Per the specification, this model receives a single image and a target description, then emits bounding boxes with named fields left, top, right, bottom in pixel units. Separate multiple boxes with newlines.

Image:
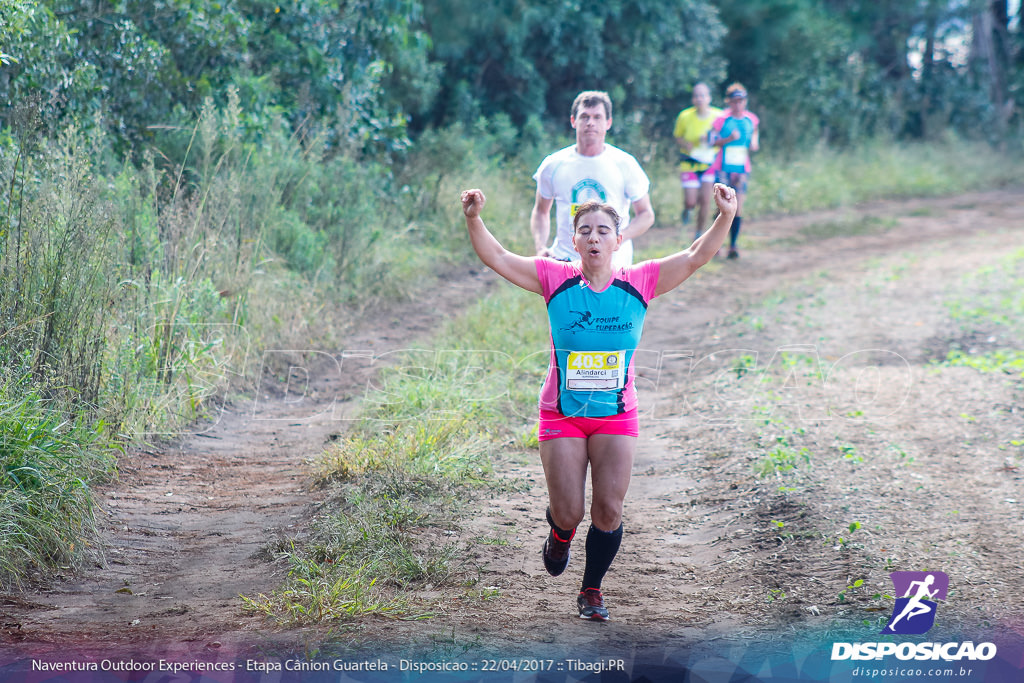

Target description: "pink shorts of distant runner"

left=680, top=167, right=716, bottom=188
left=537, top=408, right=639, bottom=441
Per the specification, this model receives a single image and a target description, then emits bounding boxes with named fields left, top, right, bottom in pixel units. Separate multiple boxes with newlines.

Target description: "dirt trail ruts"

left=2, top=189, right=1022, bottom=663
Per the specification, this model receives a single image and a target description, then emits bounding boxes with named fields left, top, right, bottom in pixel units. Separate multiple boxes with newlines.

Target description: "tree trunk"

left=920, top=0, right=939, bottom=139
left=971, top=1, right=1013, bottom=138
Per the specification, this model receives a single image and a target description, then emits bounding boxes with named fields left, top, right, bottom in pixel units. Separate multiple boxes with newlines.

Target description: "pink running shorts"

left=537, top=408, right=639, bottom=441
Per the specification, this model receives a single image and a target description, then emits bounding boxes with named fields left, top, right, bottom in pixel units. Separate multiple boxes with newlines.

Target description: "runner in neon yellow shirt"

left=673, top=82, right=722, bottom=240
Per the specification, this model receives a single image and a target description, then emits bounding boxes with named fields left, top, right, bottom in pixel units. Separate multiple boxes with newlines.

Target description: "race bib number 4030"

left=565, top=351, right=626, bottom=390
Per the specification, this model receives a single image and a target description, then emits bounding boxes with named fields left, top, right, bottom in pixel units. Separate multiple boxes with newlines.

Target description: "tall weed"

left=0, top=124, right=118, bottom=405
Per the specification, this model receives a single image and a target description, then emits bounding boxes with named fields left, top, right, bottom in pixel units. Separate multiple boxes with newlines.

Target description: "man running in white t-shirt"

left=531, top=91, right=655, bottom=268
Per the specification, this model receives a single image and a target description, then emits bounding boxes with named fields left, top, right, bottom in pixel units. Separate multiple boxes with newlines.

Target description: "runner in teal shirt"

left=711, top=83, right=760, bottom=259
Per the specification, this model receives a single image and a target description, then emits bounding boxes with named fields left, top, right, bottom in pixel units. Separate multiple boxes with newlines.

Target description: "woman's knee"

left=589, top=499, right=624, bottom=531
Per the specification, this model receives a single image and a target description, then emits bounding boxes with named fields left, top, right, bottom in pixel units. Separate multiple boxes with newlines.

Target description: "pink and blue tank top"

left=535, top=258, right=661, bottom=417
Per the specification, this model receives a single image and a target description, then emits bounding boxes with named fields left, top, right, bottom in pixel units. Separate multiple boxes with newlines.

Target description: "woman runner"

left=461, top=184, right=737, bottom=621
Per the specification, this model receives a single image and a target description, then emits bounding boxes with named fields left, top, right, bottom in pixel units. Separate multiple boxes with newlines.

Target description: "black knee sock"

left=729, top=215, right=743, bottom=248
left=581, top=523, right=623, bottom=591
left=546, top=507, right=576, bottom=544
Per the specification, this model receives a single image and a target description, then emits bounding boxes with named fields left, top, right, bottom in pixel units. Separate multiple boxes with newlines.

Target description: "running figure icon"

left=564, top=310, right=593, bottom=331
left=887, top=575, right=938, bottom=629
left=881, top=571, right=949, bottom=635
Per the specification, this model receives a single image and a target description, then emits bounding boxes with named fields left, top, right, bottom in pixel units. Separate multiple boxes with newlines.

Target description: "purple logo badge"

left=880, top=571, right=949, bottom=635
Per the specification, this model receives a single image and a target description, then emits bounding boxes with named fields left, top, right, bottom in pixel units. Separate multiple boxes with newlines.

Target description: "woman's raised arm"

left=654, top=183, right=738, bottom=296
left=462, top=189, right=543, bottom=294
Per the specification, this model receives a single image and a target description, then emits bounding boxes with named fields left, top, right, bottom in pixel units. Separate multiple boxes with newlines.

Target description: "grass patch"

left=755, top=439, right=813, bottom=478
left=942, top=349, right=1024, bottom=378
left=245, top=423, right=485, bottom=625
left=242, top=555, right=408, bottom=624
left=0, top=377, right=115, bottom=588
left=748, top=138, right=1023, bottom=216
left=938, top=246, right=1024, bottom=377
left=944, top=247, right=1024, bottom=334
left=645, top=138, right=1024, bottom=230
left=312, top=417, right=492, bottom=485
left=244, top=286, right=548, bottom=624
left=773, top=215, right=898, bottom=247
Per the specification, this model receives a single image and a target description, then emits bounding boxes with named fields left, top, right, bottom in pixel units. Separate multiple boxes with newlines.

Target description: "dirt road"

left=3, top=190, right=1023, bottom=678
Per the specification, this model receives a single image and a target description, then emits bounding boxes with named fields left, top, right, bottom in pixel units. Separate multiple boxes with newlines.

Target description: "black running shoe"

left=577, top=588, right=610, bottom=621
left=542, top=532, right=571, bottom=577
left=727, top=247, right=739, bottom=259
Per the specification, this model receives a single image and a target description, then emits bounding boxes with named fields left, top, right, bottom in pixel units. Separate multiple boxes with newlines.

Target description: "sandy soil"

left=2, top=189, right=1023, bottom=675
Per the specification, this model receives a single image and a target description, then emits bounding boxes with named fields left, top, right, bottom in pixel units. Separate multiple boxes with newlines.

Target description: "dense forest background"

left=0, top=0, right=1022, bottom=586
left=2, top=0, right=1022, bottom=152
